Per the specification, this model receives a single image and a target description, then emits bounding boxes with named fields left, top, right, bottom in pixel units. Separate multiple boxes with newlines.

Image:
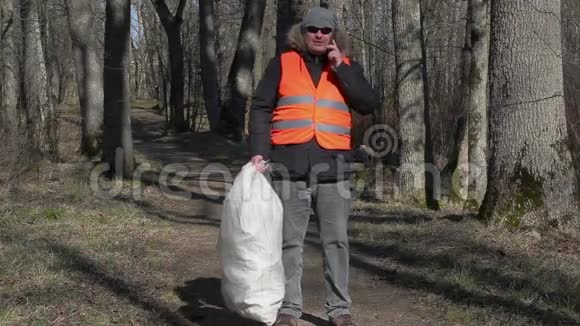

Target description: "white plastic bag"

left=218, top=162, right=284, bottom=325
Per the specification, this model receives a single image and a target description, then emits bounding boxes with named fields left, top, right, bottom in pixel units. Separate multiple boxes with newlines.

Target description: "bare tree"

left=151, top=0, right=187, bottom=131
left=181, top=0, right=200, bottom=128
left=65, top=0, right=104, bottom=160
left=219, top=0, right=267, bottom=140
left=21, top=0, right=57, bottom=158
left=276, top=0, right=314, bottom=54
left=256, top=0, right=276, bottom=79
left=480, top=0, right=579, bottom=230
left=130, top=0, right=146, bottom=99
left=199, top=0, right=221, bottom=131
left=464, top=0, right=489, bottom=209
left=420, top=0, right=439, bottom=209
left=41, top=1, right=60, bottom=111
left=139, top=0, right=170, bottom=114
left=1, top=0, right=20, bottom=143
left=451, top=0, right=489, bottom=209
left=421, top=0, right=467, bottom=179
left=139, top=0, right=160, bottom=100
left=392, top=0, right=426, bottom=203
left=102, top=0, right=134, bottom=176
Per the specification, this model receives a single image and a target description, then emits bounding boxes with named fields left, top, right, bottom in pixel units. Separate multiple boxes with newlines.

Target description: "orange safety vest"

left=271, top=51, right=352, bottom=150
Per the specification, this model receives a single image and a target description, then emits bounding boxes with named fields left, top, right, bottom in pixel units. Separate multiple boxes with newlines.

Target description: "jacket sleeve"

left=248, top=56, right=281, bottom=160
left=334, top=60, right=380, bottom=115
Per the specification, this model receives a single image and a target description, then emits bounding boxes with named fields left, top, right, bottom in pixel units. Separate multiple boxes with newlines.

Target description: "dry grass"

left=0, top=110, right=188, bottom=325
left=0, top=104, right=82, bottom=201
left=0, top=175, right=188, bottom=326
left=57, top=106, right=83, bottom=163
left=0, top=131, right=30, bottom=201
left=2, top=176, right=579, bottom=324
left=348, top=201, right=580, bottom=325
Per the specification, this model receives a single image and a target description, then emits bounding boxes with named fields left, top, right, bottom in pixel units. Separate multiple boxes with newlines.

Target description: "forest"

left=1, top=0, right=580, bottom=325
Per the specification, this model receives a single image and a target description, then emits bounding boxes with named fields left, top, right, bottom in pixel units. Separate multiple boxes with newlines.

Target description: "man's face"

left=303, top=26, right=333, bottom=56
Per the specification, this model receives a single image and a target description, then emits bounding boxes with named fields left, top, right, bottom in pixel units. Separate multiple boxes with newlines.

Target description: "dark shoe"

left=273, top=313, right=298, bottom=326
left=330, top=314, right=356, bottom=326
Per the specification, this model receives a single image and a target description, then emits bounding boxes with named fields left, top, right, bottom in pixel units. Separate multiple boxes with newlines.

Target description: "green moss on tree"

left=497, top=164, right=544, bottom=229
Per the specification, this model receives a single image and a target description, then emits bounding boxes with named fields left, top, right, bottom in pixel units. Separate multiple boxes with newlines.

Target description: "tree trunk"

left=1, top=0, right=19, bottom=143
left=199, top=0, right=221, bottom=131
left=140, top=0, right=158, bottom=99
left=42, top=3, right=59, bottom=112
left=133, top=3, right=141, bottom=98
left=45, top=4, right=60, bottom=159
left=220, top=0, right=267, bottom=141
left=450, top=0, right=472, bottom=204
left=276, top=0, right=311, bottom=54
left=480, top=0, right=579, bottom=230
left=130, top=39, right=139, bottom=98
left=421, top=0, right=467, bottom=175
left=464, top=0, right=489, bottom=209
left=166, top=26, right=186, bottom=130
left=338, top=0, right=351, bottom=31
left=359, top=1, right=368, bottom=80
left=562, top=0, right=580, bottom=179
left=392, top=0, right=426, bottom=203
left=65, top=0, right=104, bottom=160
left=102, top=0, right=134, bottom=176
left=256, top=0, right=277, bottom=79
left=21, top=0, right=56, bottom=158
left=151, top=0, right=187, bottom=132
left=419, top=0, right=439, bottom=209
left=158, top=26, right=170, bottom=124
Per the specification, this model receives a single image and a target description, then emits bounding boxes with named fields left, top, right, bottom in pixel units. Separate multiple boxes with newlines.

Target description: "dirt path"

left=131, top=108, right=443, bottom=326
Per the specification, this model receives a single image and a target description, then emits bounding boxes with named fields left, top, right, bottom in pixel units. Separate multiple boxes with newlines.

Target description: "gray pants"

left=271, top=180, right=352, bottom=319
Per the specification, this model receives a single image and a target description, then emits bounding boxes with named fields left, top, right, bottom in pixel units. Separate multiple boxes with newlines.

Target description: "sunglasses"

left=306, top=26, right=333, bottom=35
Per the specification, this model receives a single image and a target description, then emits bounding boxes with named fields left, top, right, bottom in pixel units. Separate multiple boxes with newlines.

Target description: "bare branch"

left=347, top=31, right=395, bottom=56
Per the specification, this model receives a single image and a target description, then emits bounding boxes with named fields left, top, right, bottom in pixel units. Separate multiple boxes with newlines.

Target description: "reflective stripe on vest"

left=271, top=51, right=352, bottom=150
left=272, top=120, right=350, bottom=135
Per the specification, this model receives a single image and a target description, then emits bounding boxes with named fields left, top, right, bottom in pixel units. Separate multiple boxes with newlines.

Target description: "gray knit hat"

left=301, top=7, right=337, bottom=31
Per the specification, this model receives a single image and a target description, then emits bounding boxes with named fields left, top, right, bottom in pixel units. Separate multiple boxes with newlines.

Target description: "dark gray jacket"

left=249, top=38, right=379, bottom=182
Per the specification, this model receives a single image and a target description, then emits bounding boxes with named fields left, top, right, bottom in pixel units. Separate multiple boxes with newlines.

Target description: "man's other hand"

left=250, top=155, right=268, bottom=173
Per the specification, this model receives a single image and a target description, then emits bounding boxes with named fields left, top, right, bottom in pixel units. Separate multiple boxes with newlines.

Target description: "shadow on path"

left=175, top=277, right=262, bottom=325
left=175, top=278, right=330, bottom=326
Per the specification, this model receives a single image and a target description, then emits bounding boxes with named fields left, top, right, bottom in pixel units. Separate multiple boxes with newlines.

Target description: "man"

left=248, top=6, right=379, bottom=326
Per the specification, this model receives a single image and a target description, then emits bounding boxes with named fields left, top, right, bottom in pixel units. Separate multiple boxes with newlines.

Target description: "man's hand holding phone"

left=327, top=40, right=343, bottom=69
